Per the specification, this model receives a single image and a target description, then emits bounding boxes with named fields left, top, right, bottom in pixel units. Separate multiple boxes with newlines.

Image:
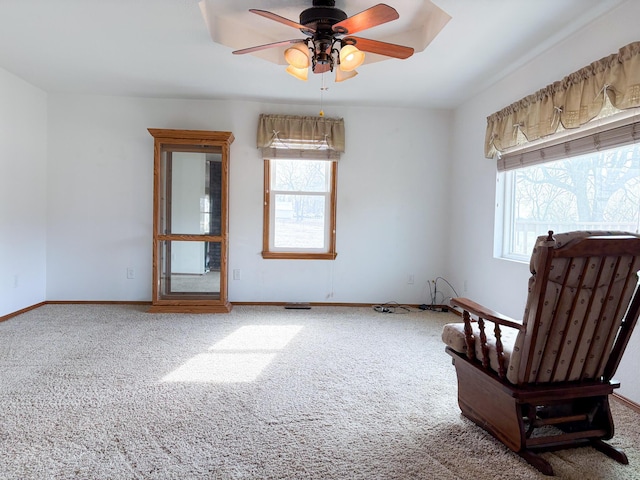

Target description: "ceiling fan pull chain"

left=319, top=72, right=329, bottom=116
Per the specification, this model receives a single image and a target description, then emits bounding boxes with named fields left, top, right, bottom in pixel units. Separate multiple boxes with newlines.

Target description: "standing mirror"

left=148, top=129, right=234, bottom=313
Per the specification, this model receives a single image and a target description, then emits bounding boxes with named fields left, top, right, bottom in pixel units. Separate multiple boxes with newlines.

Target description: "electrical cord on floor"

left=423, top=276, right=460, bottom=312
left=372, top=301, right=411, bottom=314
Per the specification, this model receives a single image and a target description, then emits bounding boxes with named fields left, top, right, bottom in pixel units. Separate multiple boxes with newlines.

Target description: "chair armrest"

left=450, top=297, right=524, bottom=332
left=450, top=297, right=524, bottom=378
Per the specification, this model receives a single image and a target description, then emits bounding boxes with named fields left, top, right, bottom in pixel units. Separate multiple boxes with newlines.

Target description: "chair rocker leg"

left=591, top=439, right=628, bottom=465
left=517, top=449, right=554, bottom=476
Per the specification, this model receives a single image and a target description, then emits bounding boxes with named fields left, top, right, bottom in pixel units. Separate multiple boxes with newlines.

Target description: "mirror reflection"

left=162, top=149, right=222, bottom=235
left=159, top=241, right=221, bottom=298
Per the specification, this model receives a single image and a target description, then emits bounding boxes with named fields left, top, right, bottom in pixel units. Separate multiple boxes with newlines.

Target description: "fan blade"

left=347, top=37, right=414, bottom=59
left=249, top=9, right=315, bottom=34
left=233, top=39, right=304, bottom=55
left=332, top=4, right=398, bottom=35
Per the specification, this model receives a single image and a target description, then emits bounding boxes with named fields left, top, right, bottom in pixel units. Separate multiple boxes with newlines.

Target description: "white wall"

left=46, top=95, right=451, bottom=305
left=447, top=0, right=640, bottom=402
left=230, top=104, right=452, bottom=304
left=0, top=67, right=47, bottom=317
left=171, top=152, right=206, bottom=274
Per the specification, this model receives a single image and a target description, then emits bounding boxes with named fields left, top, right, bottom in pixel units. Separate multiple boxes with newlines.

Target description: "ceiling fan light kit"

left=286, top=64, right=310, bottom=81
left=335, top=68, right=358, bottom=83
left=338, top=44, right=365, bottom=71
left=233, top=0, right=415, bottom=84
left=284, top=43, right=311, bottom=69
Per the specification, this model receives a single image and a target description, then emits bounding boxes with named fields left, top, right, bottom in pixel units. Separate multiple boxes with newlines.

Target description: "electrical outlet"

left=407, top=274, right=415, bottom=285
left=127, top=267, right=135, bottom=279
left=233, top=269, right=241, bottom=280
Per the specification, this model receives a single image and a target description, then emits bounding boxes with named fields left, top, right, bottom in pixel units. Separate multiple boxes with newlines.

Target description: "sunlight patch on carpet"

left=162, top=325, right=303, bottom=383
left=210, top=325, right=303, bottom=351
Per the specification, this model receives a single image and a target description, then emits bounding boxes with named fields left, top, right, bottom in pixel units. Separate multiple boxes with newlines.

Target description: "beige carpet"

left=0, top=305, right=639, bottom=479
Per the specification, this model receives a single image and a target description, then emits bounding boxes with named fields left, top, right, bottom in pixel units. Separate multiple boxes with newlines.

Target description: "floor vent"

left=284, top=302, right=311, bottom=310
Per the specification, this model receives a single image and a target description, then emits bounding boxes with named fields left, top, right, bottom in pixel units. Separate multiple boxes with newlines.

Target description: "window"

left=498, top=143, right=640, bottom=261
left=263, top=158, right=337, bottom=260
left=485, top=42, right=640, bottom=261
left=256, top=113, right=344, bottom=259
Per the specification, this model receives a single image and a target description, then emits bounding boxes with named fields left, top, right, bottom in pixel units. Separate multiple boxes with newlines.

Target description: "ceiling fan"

left=232, top=0, right=414, bottom=82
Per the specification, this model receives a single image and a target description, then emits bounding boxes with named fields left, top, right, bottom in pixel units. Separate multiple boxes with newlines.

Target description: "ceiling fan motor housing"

left=300, top=0, right=348, bottom=32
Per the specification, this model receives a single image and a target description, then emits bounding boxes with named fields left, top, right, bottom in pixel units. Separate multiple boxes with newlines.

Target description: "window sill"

left=494, top=253, right=529, bottom=265
left=262, top=251, right=337, bottom=260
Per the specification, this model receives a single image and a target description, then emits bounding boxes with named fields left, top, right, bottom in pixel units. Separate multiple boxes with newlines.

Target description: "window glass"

left=499, top=143, right=640, bottom=260
left=273, top=194, right=326, bottom=249
left=273, top=159, right=328, bottom=192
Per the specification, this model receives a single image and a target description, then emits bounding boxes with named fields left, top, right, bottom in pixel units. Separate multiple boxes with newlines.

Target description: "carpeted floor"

left=0, top=304, right=639, bottom=479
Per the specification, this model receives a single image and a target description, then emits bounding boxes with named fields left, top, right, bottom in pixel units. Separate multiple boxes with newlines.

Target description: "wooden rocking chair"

left=442, top=231, right=640, bottom=476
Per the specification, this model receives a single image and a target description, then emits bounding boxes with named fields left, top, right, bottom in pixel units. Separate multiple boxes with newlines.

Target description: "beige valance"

left=257, top=114, right=345, bottom=160
left=485, top=41, right=640, bottom=159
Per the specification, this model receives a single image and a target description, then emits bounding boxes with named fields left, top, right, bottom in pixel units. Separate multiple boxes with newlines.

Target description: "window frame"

left=262, top=158, right=338, bottom=260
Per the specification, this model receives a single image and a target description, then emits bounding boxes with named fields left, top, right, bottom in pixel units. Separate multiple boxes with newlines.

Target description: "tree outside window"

left=503, top=143, right=640, bottom=258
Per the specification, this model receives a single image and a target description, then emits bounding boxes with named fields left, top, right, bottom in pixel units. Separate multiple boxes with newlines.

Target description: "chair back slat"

left=508, top=232, right=640, bottom=385
left=532, top=254, right=585, bottom=383
left=588, top=255, right=640, bottom=380
left=592, top=256, right=636, bottom=377
left=555, top=256, right=601, bottom=382
left=579, top=256, right=621, bottom=379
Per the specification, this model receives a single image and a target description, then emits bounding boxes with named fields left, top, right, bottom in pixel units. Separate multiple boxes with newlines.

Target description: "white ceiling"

left=0, top=0, right=626, bottom=109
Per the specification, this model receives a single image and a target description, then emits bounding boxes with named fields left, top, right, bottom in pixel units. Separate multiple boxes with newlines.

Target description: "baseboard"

left=233, top=302, right=452, bottom=310
left=234, top=301, right=362, bottom=307
left=45, top=300, right=151, bottom=306
left=613, top=393, right=640, bottom=414
left=1, top=301, right=150, bottom=322
left=0, top=302, right=47, bottom=323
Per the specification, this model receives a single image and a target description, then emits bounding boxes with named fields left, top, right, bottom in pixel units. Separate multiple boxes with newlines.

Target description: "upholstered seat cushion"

left=442, top=322, right=520, bottom=375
